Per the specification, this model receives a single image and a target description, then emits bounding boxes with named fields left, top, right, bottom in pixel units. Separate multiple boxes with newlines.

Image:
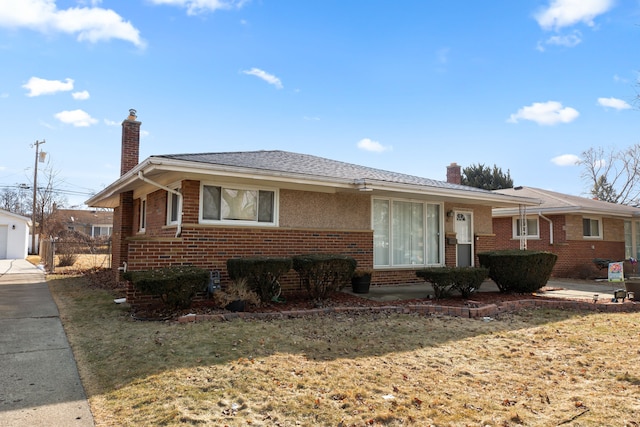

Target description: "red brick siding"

left=125, top=226, right=374, bottom=307
left=112, top=191, right=133, bottom=276
left=120, top=119, right=140, bottom=176
left=493, top=215, right=625, bottom=277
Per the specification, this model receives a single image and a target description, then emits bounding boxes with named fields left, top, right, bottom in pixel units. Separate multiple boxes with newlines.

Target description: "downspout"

left=538, top=212, right=553, bottom=245
left=137, top=171, right=183, bottom=237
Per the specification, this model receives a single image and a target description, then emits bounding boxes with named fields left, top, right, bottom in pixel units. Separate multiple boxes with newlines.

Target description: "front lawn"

left=49, top=274, right=640, bottom=426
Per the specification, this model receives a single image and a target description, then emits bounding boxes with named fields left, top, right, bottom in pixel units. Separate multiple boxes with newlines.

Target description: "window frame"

left=512, top=216, right=540, bottom=239
left=199, top=181, right=278, bottom=226
left=372, top=197, right=443, bottom=269
left=582, top=216, right=602, bottom=239
left=91, top=225, right=112, bottom=237
left=139, top=196, right=147, bottom=232
left=166, top=183, right=182, bottom=226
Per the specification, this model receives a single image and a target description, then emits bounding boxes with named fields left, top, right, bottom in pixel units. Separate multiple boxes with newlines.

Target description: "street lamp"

left=31, top=140, right=45, bottom=255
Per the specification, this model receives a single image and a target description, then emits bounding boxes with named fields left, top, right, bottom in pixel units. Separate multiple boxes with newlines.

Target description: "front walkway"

left=0, top=259, right=94, bottom=427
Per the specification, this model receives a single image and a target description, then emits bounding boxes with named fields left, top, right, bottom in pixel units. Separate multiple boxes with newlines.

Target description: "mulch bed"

left=81, top=269, right=572, bottom=320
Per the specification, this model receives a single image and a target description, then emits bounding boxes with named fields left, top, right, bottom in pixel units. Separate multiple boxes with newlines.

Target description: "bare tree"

left=0, top=186, right=31, bottom=216
left=36, top=166, right=68, bottom=237
left=579, top=144, right=640, bottom=206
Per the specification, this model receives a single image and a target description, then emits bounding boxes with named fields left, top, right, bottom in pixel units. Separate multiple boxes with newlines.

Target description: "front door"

left=454, top=211, right=473, bottom=267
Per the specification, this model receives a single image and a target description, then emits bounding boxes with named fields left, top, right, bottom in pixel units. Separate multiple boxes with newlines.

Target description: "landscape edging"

left=177, top=299, right=640, bottom=323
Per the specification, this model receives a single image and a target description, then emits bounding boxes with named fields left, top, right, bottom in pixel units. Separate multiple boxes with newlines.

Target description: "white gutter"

left=137, top=171, right=183, bottom=237
left=539, top=212, right=553, bottom=245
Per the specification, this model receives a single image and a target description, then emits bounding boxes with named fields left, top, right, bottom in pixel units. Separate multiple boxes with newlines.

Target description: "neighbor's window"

left=583, top=217, right=601, bottom=238
left=91, top=225, right=112, bottom=237
left=201, top=184, right=276, bottom=225
left=167, top=187, right=181, bottom=225
left=139, top=197, right=146, bottom=232
left=513, top=217, right=539, bottom=238
left=373, top=198, right=442, bottom=267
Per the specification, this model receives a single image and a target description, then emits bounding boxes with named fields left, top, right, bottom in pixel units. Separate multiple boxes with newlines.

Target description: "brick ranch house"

left=492, top=186, right=640, bottom=278
left=86, top=111, right=539, bottom=304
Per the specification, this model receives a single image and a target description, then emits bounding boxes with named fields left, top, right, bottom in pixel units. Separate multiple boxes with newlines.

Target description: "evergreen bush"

left=124, top=265, right=209, bottom=309
left=226, top=257, right=292, bottom=301
left=292, top=254, right=357, bottom=300
left=416, top=267, right=488, bottom=299
left=478, top=250, right=557, bottom=293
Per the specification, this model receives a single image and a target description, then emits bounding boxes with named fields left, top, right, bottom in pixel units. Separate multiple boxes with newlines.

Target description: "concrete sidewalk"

left=344, top=277, right=631, bottom=303
left=0, top=259, right=94, bottom=427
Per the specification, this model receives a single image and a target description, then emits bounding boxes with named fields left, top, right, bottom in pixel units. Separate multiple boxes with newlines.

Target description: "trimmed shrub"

left=478, top=250, right=557, bottom=293
left=226, top=257, right=293, bottom=301
left=124, top=266, right=209, bottom=309
left=416, top=267, right=488, bottom=299
left=292, top=254, right=357, bottom=300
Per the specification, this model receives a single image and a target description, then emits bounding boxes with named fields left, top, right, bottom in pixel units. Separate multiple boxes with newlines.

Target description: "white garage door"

left=0, top=225, right=7, bottom=259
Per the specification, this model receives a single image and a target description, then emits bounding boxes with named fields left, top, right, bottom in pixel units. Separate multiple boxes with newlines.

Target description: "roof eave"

left=86, top=157, right=541, bottom=209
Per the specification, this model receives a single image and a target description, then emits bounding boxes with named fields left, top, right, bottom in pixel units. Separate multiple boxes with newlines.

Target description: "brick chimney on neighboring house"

left=446, top=162, right=461, bottom=185
left=113, top=109, right=141, bottom=281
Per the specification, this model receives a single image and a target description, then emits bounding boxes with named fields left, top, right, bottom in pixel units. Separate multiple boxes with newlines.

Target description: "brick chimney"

left=446, top=162, right=461, bottom=185
left=120, top=108, right=141, bottom=176
left=114, top=109, right=140, bottom=283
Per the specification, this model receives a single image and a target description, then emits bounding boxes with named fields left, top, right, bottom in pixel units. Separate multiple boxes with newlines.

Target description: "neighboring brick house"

left=492, top=186, right=640, bottom=278
left=86, top=111, right=538, bottom=304
left=48, top=208, right=113, bottom=238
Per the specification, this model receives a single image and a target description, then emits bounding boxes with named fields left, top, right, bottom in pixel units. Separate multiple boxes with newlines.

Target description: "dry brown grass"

left=49, top=274, right=640, bottom=426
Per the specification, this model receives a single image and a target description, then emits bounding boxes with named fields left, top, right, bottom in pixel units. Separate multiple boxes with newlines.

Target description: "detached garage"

left=0, top=209, right=31, bottom=259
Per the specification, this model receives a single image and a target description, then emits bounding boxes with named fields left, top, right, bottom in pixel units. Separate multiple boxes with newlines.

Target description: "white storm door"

left=455, top=211, right=473, bottom=267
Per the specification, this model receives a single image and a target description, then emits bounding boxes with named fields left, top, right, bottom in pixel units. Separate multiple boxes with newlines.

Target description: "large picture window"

left=373, top=198, right=442, bottom=267
left=201, top=184, right=276, bottom=225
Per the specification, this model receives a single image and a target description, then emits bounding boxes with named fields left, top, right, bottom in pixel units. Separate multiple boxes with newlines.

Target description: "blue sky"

left=0, top=0, right=638, bottom=208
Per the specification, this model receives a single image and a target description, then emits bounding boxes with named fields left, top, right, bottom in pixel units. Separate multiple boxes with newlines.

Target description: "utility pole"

left=31, top=140, right=45, bottom=255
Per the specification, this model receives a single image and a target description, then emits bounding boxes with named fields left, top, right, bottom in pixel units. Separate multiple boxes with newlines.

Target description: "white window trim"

left=139, top=196, right=147, bottom=232
left=91, top=224, right=113, bottom=237
left=512, top=216, right=540, bottom=239
left=372, top=197, right=444, bottom=269
left=166, top=182, right=182, bottom=226
left=199, top=181, right=279, bottom=227
left=583, top=216, right=603, bottom=240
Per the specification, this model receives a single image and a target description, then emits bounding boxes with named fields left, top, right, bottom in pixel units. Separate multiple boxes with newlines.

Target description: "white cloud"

left=54, top=109, right=98, bottom=127
left=149, top=0, right=248, bottom=16
left=0, top=0, right=145, bottom=47
left=242, top=68, right=283, bottom=89
left=72, top=90, right=90, bottom=100
left=104, top=118, right=119, bottom=126
left=535, top=0, right=614, bottom=31
left=507, top=101, right=579, bottom=125
left=0, top=93, right=8, bottom=98
left=23, top=76, right=73, bottom=97
left=141, top=130, right=150, bottom=138
left=545, top=31, right=582, bottom=47
left=357, top=138, right=392, bottom=153
left=551, top=154, right=581, bottom=166
left=597, top=97, right=631, bottom=110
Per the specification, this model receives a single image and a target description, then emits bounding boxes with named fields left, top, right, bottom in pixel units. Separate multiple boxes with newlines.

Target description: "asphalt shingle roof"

left=156, top=150, right=492, bottom=194
left=494, top=186, right=640, bottom=216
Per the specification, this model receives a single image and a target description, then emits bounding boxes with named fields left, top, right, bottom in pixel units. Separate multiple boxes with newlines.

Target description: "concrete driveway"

left=0, top=259, right=94, bottom=427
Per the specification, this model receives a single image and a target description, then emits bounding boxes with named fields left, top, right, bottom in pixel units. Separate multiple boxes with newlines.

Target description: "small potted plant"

left=214, top=278, right=261, bottom=312
left=351, top=269, right=373, bottom=294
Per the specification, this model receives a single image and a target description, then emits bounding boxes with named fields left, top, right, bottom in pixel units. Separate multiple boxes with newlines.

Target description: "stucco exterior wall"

left=280, top=190, right=371, bottom=230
